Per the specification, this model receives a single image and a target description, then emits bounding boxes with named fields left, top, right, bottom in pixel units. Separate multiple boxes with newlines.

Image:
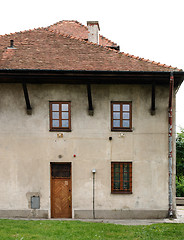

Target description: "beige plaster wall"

left=0, top=83, right=175, bottom=218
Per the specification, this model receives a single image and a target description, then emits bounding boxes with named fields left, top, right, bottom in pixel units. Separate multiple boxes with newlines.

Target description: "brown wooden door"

left=51, top=163, right=72, bottom=218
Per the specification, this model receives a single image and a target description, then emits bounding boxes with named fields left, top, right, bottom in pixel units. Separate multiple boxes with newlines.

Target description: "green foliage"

left=0, top=220, right=184, bottom=240
left=176, top=128, right=184, bottom=197
left=176, top=176, right=184, bottom=197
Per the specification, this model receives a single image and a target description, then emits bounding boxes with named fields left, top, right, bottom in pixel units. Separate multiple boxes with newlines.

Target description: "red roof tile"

left=0, top=21, right=181, bottom=72
left=48, top=20, right=118, bottom=47
left=48, top=20, right=88, bottom=40
left=99, top=34, right=118, bottom=47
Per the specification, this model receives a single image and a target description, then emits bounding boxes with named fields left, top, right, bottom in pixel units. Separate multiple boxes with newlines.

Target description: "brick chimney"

left=87, top=21, right=100, bottom=44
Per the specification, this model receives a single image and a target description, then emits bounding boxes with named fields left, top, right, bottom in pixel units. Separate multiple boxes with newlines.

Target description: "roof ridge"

left=0, top=26, right=46, bottom=38
left=46, top=25, right=123, bottom=53
left=47, top=28, right=99, bottom=45
left=99, top=34, right=118, bottom=46
left=120, top=51, right=181, bottom=71
left=0, top=20, right=88, bottom=38
left=47, top=20, right=88, bottom=30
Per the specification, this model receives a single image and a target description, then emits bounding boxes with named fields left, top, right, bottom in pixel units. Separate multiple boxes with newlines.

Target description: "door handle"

left=68, top=196, right=71, bottom=201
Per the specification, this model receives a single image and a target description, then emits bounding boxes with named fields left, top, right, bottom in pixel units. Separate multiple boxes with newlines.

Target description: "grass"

left=0, top=219, right=184, bottom=240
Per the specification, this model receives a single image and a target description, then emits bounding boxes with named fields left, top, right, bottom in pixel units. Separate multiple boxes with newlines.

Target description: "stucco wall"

left=0, top=83, right=175, bottom=218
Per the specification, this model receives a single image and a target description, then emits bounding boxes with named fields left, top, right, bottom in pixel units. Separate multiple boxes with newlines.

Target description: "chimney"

left=87, top=21, right=100, bottom=44
left=7, top=40, right=16, bottom=49
left=10, top=40, right=14, bottom=48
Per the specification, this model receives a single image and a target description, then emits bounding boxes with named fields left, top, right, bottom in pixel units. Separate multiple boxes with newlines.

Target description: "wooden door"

left=51, top=163, right=72, bottom=218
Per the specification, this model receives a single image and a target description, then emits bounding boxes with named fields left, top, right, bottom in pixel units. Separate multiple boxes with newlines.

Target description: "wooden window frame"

left=111, top=101, right=132, bottom=132
left=50, top=101, right=71, bottom=132
left=111, top=162, right=132, bottom=194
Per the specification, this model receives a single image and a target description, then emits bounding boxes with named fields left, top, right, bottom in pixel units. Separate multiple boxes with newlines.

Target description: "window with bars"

left=50, top=102, right=71, bottom=131
left=111, top=162, right=132, bottom=193
left=111, top=102, right=132, bottom=131
left=51, top=163, right=71, bottom=178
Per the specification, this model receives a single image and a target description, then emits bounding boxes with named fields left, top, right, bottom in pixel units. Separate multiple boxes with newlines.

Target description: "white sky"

left=0, top=0, right=184, bottom=132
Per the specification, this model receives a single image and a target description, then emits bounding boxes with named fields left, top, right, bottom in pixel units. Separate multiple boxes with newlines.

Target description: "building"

left=0, top=21, right=183, bottom=219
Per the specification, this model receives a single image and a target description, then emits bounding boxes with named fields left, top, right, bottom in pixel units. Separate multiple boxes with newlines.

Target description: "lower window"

left=111, top=162, right=132, bottom=194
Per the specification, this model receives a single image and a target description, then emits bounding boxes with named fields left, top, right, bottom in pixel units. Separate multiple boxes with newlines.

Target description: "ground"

left=1, top=206, right=184, bottom=225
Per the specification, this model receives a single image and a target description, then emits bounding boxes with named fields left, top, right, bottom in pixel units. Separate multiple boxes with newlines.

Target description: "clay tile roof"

left=48, top=20, right=88, bottom=40
left=0, top=20, right=182, bottom=72
left=99, top=34, right=118, bottom=47
left=48, top=20, right=118, bottom=48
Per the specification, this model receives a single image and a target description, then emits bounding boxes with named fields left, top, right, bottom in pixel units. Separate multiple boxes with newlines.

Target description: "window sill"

left=111, top=129, right=133, bottom=132
left=51, top=177, right=71, bottom=179
left=111, top=191, right=133, bottom=194
left=49, top=129, right=71, bottom=132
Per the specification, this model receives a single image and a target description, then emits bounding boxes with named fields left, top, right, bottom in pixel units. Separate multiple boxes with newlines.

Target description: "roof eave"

left=0, top=69, right=183, bottom=89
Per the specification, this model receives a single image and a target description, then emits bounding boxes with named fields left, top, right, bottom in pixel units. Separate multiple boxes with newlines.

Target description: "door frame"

left=50, top=162, right=72, bottom=218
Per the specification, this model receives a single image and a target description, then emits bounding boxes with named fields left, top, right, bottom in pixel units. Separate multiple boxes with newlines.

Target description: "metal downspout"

left=168, top=72, right=174, bottom=217
left=92, top=169, right=96, bottom=219
left=93, top=173, right=95, bottom=219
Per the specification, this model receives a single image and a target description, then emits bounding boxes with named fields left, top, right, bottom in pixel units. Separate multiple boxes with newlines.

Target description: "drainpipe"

left=92, top=169, right=96, bottom=219
left=168, top=72, right=174, bottom=217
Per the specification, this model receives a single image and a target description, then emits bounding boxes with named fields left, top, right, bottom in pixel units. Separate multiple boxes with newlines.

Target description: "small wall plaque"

left=57, top=133, right=63, bottom=138
left=31, top=196, right=40, bottom=209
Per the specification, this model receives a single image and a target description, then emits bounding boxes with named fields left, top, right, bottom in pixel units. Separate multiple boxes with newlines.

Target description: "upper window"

left=111, top=162, right=132, bottom=194
left=111, top=102, right=132, bottom=131
left=50, top=102, right=71, bottom=131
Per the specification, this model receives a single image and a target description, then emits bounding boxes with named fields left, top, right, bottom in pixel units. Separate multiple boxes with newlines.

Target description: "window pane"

left=62, top=120, right=69, bottom=128
left=114, top=164, right=120, bottom=190
left=114, top=181, right=120, bottom=190
left=52, top=104, right=59, bottom=111
left=114, top=164, right=120, bottom=171
left=62, top=112, right=68, bottom=119
left=123, top=164, right=130, bottom=190
left=124, top=164, right=128, bottom=172
left=52, top=112, right=59, bottom=119
left=123, top=104, right=130, bottom=111
left=123, top=112, right=129, bottom=119
left=62, top=104, right=68, bottom=111
left=113, top=120, right=120, bottom=127
left=113, top=112, right=120, bottom=119
left=123, top=181, right=129, bottom=189
left=123, top=120, right=130, bottom=127
left=113, top=104, right=120, bottom=111
left=52, top=120, right=59, bottom=127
